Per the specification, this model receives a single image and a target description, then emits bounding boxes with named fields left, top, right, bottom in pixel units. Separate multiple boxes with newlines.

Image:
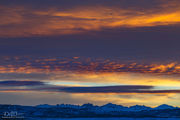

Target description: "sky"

left=0, top=0, right=180, bottom=107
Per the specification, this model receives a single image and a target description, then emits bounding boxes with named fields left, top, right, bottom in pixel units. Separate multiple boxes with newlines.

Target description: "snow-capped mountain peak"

left=36, top=104, right=54, bottom=108
left=128, top=105, right=152, bottom=111
left=154, top=104, right=176, bottom=110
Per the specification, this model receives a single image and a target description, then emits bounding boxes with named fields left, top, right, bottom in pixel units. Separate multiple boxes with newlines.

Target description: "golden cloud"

left=0, top=1, right=180, bottom=37
left=0, top=57, right=180, bottom=87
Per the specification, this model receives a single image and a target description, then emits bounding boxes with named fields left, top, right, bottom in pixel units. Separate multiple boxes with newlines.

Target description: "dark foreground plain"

left=28, top=118, right=180, bottom=120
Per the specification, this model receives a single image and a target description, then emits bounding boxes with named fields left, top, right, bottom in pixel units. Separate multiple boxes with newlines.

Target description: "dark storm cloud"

left=0, top=84, right=156, bottom=92
left=29, top=85, right=180, bottom=93
left=1, top=85, right=180, bottom=94
left=57, top=86, right=180, bottom=93
left=0, top=80, right=45, bottom=86
left=56, top=85, right=154, bottom=93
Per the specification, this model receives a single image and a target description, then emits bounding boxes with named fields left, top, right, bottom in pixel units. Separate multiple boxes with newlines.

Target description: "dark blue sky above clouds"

left=1, top=26, right=180, bottom=62
left=0, top=0, right=180, bottom=62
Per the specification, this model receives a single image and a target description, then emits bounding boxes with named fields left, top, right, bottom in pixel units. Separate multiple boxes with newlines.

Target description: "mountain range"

left=36, top=103, right=179, bottom=111
left=0, top=103, right=180, bottom=118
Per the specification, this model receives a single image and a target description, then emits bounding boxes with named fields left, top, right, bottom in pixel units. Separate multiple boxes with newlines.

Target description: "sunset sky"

left=0, top=0, right=180, bottom=107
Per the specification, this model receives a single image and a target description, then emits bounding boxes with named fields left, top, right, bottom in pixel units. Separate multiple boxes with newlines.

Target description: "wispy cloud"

left=0, top=57, right=180, bottom=87
left=0, top=83, right=180, bottom=94
left=0, top=80, right=45, bottom=86
left=0, top=57, right=180, bottom=75
left=1, top=0, right=180, bottom=37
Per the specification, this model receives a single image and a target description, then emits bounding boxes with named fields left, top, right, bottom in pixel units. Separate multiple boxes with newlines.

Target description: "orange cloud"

left=1, top=1, right=180, bottom=37
left=1, top=57, right=180, bottom=75
left=0, top=57, right=180, bottom=87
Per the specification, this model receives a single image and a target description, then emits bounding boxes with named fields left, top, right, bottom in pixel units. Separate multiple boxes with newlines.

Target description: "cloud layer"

left=0, top=80, right=180, bottom=94
left=0, top=80, right=45, bottom=86
left=0, top=0, right=180, bottom=106
left=0, top=57, right=180, bottom=75
left=0, top=0, right=180, bottom=37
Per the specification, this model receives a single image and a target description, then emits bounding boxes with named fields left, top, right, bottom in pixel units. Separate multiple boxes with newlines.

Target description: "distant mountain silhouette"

left=154, top=104, right=178, bottom=110
left=35, top=103, right=179, bottom=111
left=0, top=103, right=180, bottom=118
